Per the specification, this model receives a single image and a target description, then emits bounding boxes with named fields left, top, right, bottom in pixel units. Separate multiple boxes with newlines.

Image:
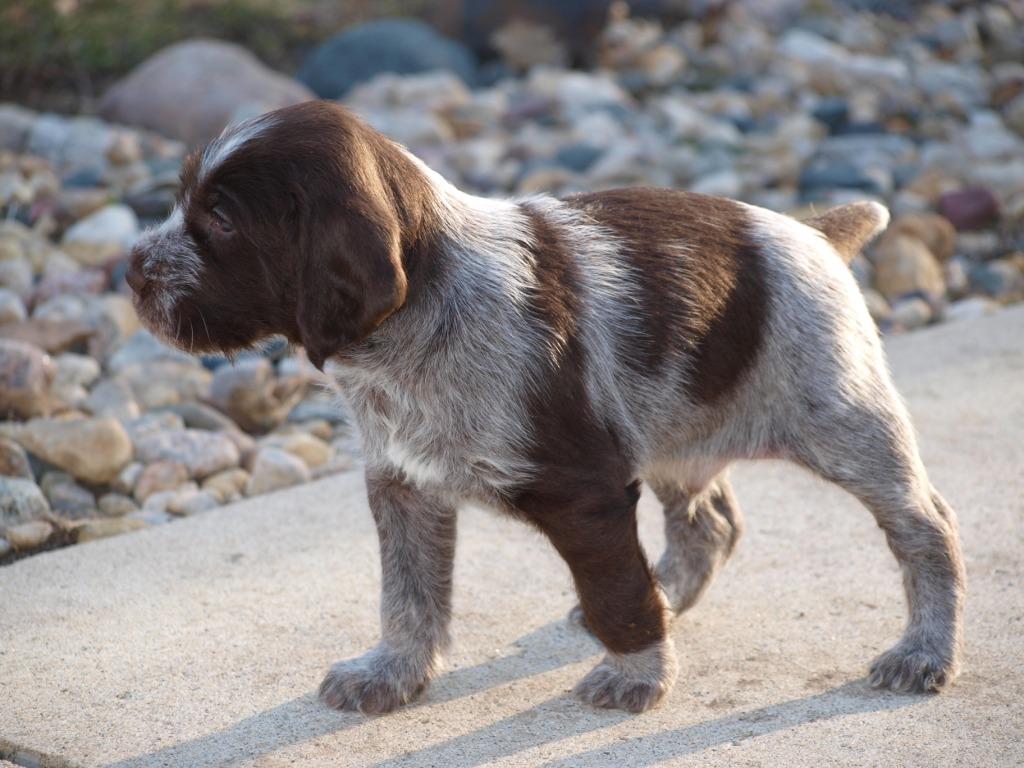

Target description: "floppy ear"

left=295, top=205, right=407, bottom=370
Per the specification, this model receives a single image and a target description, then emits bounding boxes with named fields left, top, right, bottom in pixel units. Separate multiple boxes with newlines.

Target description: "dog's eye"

left=210, top=207, right=234, bottom=235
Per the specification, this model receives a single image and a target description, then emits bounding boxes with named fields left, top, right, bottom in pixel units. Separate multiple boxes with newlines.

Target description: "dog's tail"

left=802, top=201, right=890, bottom=264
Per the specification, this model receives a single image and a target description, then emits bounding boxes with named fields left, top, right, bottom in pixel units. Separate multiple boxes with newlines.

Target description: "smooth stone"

left=0, top=339, right=55, bottom=418
left=75, top=517, right=147, bottom=543
left=45, top=478, right=96, bottom=518
left=0, top=476, right=50, bottom=533
left=210, top=358, right=302, bottom=434
left=157, top=401, right=239, bottom=432
left=134, top=461, right=190, bottom=503
left=97, top=493, right=139, bottom=518
left=944, top=297, right=1002, bottom=323
left=167, top=489, right=220, bottom=517
left=0, top=288, right=27, bottom=325
left=84, top=378, right=140, bottom=421
left=260, top=432, right=333, bottom=469
left=107, top=330, right=194, bottom=373
left=287, top=397, right=347, bottom=426
left=6, top=519, right=53, bottom=549
left=890, top=297, right=933, bottom=331
left=142, top=485, right=197, bottom=514
left=0, top=318, right=95, bottom=354
left=99, top=39, right=313, bottom=147
left=134, top=429, right=240, bottom=480
left=0, top=436, right=33, bottom=480
left=61, top=204, right=139, bottom=256
left=969, top=260, right=1024, bottom=301
left=200, top=468, right=249, bottom=504
left=53, top=353, right=100, bottom=389
left=244, top=448, right=311, bottom=497
left=872, top=234, right=946, bottom=302
left=2, top=416, right=133, bottom=484
left=300, top=19, right=476, bottom=99
left=938, top=188, right=1000, bottom=231
left=886, top=213, right=958, bottom=263
left=111, top=462, right=143, bottom=496
left=121, top=412, right=186, bottom=445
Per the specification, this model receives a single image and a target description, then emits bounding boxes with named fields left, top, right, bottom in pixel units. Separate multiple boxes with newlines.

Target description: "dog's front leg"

left=320, top=468, right=457, bottom=714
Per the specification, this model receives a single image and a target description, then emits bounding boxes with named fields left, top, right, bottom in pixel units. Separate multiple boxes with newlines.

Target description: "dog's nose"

left=125, top=258, right=147, bottom=294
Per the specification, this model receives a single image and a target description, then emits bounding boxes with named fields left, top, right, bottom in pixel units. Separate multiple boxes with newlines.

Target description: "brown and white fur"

left=127, top=101, right=965, bottom=714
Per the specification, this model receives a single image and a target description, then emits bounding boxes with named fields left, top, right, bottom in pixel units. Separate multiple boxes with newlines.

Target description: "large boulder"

left=98, top=39, right=314, bottom=148
left=298, top=19, right=477, bottom=99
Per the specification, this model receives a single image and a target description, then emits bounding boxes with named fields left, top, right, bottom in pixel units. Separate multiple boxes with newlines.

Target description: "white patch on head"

left=199, top=112, right=279, bottom=182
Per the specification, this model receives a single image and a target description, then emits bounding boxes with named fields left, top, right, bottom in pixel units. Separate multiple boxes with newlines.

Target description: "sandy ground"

left=1, top=306, right=1022, bottom=768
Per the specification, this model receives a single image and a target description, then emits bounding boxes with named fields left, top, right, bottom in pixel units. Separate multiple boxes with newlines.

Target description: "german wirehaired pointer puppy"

left=128, top=101, right=965, bottom=714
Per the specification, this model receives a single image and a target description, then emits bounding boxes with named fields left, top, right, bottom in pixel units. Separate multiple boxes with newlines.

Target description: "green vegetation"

left=0, top=0, right=425, bottom=110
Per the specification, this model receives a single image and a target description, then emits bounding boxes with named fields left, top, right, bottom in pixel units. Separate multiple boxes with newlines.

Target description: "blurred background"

left=0, top=0, right=1022, bottom=562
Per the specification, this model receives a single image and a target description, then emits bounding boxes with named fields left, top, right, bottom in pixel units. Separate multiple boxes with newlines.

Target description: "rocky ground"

left=1, top=0, right=1022, bottom=561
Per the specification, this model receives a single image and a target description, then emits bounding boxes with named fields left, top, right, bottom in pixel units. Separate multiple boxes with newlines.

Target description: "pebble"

left=45, top=477, right=96, bottom=517
left=201, top=468, right=250, bottom=503
left=0, top=339, right=55, bottom=419
left=0, top=476, right=50, bottom=532
left=111, top=461, right=143, bottom=496
left=134, top=428, right=240, bottom=479
left=244, top=448, right=311, bottom=497
left=938, top=188, right=1000, bottom=230
left=84, top=378, right=140, bottom=421
left=0, top=288, right=27, bottom=324
left=5, top=415, right=133, bottom=484
left=261, top=432, right=334, bottom=469
left=75, top=517, right=147, bottom=543
left=167, top=489, right=220, bottom=516
left=61, top=203, right=139, bottom=259
left=134, top=460, right=189, bottom=502
left=210, top=358, right=304, bottom=434
left=6, top=519, right=53, bottom=549
left=890, top=297, right=934, bottom=330
left=0, top=435, right=33, bottom=479
left=886, top=213, right=957, bottom=263
left=969, top=259, right=1024, bottom=301
left=872, top=234, right=946, bottom=301
left=944, top=296, right=1002, bottom=323
left=97, top=492, right=139, bottom=517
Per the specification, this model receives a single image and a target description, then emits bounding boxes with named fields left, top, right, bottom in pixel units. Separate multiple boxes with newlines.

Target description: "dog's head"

left=128, top=100, right=430, bottom=368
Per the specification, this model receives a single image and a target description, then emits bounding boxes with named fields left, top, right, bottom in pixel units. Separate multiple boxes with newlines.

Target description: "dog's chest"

left=339, top=375, right=530, bottom=496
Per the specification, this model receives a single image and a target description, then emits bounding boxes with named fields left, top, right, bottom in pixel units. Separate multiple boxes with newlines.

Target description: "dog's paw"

left=573, top=640, right=678, bottom=713
left=319, top=647, right=429, bottom=715
left=868, top=643, right=958, bottom=693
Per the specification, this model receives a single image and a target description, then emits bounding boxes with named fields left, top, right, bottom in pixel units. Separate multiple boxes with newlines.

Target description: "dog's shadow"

left=103, top=620, right=919, bottom=768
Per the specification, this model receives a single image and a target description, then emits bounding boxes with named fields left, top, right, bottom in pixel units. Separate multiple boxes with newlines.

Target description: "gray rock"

left=0, top=339, right=55, bottom=419
left=134, top=460, right=190, bottom=503
left=210, top=358, right=302, bottom=434
left=107, top=330, right=195, bottom=373
left=111, top=462, right=143, bottom=496
left=943, top=297, right=1002, bottom=323
left=134, top=429, right=240, bottom=480
left=61, top=204, right=139, bottom=257
left=969, top=260, right=1024, bottom=301
left=890, top=297, right=933, bottom=331
left=0, top=436, right=33, bottom=480
left=121, top=412, right=186, bottom=445
left=97, top=493, right=139, bottom=518
left=0, top=288, right=27, bottom=325
left=157, top=401, right=240, bottom=432
left=167, top=489, right=220, bottom=517
left=300, top=19, right=476, bottom=100
left=45, top=477, right=95, bottom=517
left=99, top=39, right=314, bottom=147
left=0, top=104, right=35, bottom=152
left=0, top=258, right=34, bottom=302
left=244, top=447, right=311, bottom=497
left=53, top=353, right=101, bottom=390
left=84, top=378, right=140, bottom=421
left=0, top=477, right=50, bottom=534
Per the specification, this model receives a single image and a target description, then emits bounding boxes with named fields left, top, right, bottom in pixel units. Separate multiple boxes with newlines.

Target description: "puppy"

left=128, top=100, right=965, bottom=714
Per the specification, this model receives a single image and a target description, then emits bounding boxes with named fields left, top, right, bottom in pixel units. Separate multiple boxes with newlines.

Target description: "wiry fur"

left=127, top=101, right=965, bottom=716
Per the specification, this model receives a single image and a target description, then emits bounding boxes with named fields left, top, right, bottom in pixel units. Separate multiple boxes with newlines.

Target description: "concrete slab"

left=1, top=307, right=1022, bottom=768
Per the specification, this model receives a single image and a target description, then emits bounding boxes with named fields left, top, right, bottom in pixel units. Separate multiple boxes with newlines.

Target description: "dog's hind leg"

left=649, top=471, right=745, bottom=615
left=790, top=388, right=965, bottom=693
